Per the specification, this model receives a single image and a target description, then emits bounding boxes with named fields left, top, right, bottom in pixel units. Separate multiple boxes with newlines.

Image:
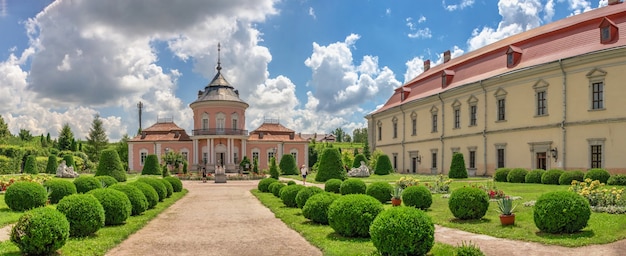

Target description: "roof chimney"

left=608, top=0, right=620, bottom=5
left=443, top=50, right=451, bottom=63
left=424, top=60, right=431, bottom=71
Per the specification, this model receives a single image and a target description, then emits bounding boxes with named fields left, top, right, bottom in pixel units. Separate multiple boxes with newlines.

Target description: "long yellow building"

left=366, top=3, right=626, bottom=176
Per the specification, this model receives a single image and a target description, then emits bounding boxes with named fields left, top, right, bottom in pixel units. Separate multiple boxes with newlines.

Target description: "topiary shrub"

left=559, top=170, right=585, bottom=185
left=161, top=165, right=170, bottom=177
left=607, top=174, right=626, bottom=186
left=158, top=178, right=174, bottom=198
left=279, top=154, right=298, bottom=175
left=164, top=176, right=183, bottom=192
left=73, top=176, right=103, bottom=193
left=109, top=184, right=148, bottom=216
left=287, top=180, right=296, bottom=186
left=44, top=179, right=77, bottom=204
left=303, top=192, right=341, bottom=224
left=56, top=193, right=105, bottom=237
left=340, top=178, right=367, bottom=195
left=10, top=207, right=70, bottom=255
left=128, top=181, right=159, bottom=209
left=63, top=155, right=76, bottom=170
left=258, top=178, right=278, bottom=192
left=541, top=169, right=564, bottom=185
left=24, top=155, right=38, bottom=174
left=95, top=175, right=118, bottom=188
left=374, top=154, right=393, bottom=175
left=325, top=179, right=342, bottom=193
left=4, top=181, right=47, bottom=211
left=136, top=177, right=167, bottom=202
left=507, top=168, right=528, bottom=183
left=448, top=187, right=489, bottom=220
left=352, top=154, right=367, bottom=168
left=525, top=169, right=545, bottom=184
left=315, top=148, right=346, bottom=182
left=296, top=186, right=324, bottom=208
left=87, top=188, right=132, bottom=226
left=366, top=182, right=393, bottom=204
left=270, top=182, right=286, bottom=198
left=328, top=194, right=384, bottom=237
left=493, top=168, right=510, bottom=182
left=533, top=191, right=590, bottom=234
left=46, top=155, right=58, bottom=174
left=584, top=168, right=610, bottom=183
left=95, top=149, right=127, bottom=182
left=280, top=184, right=306, bottom=208
left=269, top=157, right=279, bottom=179
left=402, top=185, right=433, bottom=210
left=141, top=154, right=161, bottom=175
left=449, top=153, right=468, bottom=178
left=370, top=207, right=434, bottom=256
left=455, top=241, right=485, bottom=256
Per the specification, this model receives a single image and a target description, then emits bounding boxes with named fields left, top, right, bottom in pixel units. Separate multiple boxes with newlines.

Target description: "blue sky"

left=0, top=0, right=609, bottom=141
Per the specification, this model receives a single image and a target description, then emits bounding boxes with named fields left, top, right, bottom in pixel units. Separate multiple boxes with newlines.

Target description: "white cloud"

left=418, top=15, right=427, bottom=23
left=404, top=56, right=425, bottom=83
left=308, top=7, right=316, bottom=19
left=544, top=0, right=556, bottom=21
left=406, top=17, right=432, bottom=39
left=598, top=0, right=608, bottom=7
left=0, top=0, right=6, bottom=17
left=566, top=0, right=592, bottom=15
left=443, top=0, right=475, bottom=11
left=408, top=28, right=432, bottom=39
left=385, top=8, right=391, bottom=16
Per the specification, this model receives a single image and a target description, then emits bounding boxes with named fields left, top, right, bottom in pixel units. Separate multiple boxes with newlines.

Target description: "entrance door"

left=536, top=152, right=547, bottom=170
left=411, top=157, right=417, bottom=173
left=216, top=153, right=225, bottom=167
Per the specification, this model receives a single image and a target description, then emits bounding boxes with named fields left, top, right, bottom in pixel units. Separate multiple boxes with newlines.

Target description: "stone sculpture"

left=56, top=160, right=80, bottom=178
left=348, top=161, right=370, bottom=177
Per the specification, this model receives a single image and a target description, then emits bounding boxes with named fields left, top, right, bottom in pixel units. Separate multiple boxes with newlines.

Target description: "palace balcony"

left=192, top=128, right=248, bottom=136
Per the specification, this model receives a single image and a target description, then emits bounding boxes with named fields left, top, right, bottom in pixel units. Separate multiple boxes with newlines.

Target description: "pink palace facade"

left=128, top=57, right=309, bottom=172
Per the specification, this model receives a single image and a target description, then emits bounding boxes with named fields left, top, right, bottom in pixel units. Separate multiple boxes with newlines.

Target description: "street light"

left=550, top=147, right=558, bottom=161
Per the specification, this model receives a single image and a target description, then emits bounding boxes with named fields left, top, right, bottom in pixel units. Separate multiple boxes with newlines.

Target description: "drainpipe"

left=400, top=105, right=406, bottom=173
left=481, top=81, right=488, bottom=176
left=438, top=93, right=445, bottom=175
left=559, top=59, right=567, bottom=169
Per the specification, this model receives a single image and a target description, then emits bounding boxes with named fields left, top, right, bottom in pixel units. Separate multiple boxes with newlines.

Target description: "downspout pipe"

left=438, top=93, right=445, bottom=175
left=481, top=80, right=488, bottom=176
left=400, top=105, right=406, bottom=173
left=559, top=59, right=567, bottom=169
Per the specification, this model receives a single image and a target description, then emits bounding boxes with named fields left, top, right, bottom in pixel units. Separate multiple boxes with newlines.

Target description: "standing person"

left=300, top=164, right=308, bottom=185
left=202, top=167, right=207, bottom=183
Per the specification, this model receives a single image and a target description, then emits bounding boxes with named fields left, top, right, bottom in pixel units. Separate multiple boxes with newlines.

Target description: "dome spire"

left=217, top=42, right=222, bottom=72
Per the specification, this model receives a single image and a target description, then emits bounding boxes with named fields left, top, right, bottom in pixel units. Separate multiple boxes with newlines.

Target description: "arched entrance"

left=215, top=143, right=227, bottom=167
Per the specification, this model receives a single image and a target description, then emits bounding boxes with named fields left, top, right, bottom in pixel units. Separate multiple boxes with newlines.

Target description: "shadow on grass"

left=535, top=230, right=595, bottom=240
left=325, top=231, right=371, bottom=243
left=449, top=218, right=492, bottom=224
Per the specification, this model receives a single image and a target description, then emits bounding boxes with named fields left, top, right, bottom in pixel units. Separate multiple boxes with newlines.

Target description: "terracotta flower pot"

left=391, top=198, right=402, bottom=206
left=499, top=214, right=515, bottom=226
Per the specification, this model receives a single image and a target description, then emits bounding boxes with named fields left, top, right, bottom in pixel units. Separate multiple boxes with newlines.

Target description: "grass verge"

left=0, top=188, right=188, bottom=256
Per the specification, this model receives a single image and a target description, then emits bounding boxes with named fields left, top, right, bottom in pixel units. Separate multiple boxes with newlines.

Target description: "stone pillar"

left=209, top=138, right=214, bottom=165
left=193, top=139, right=198, bottom=165
left=128, top=144, right=134, bottom=171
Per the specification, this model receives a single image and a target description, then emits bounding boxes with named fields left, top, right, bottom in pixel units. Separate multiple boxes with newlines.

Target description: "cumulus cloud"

left=443, top=0, right=475, bottom=11
left=565, top=0, right=592, bottom=15
left=408, top=28, right=432, bottom=39
left=406, top=17, right=432, bottom=39
left=404, top=56, right=426, bottom=83
left=309, top=7, right=316, bottom=19
left=0, top=0, right=6, bottom=17
left=544, top=0, right=556, bottom=22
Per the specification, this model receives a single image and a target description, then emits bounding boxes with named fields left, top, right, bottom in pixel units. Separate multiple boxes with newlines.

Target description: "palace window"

left=470, top=105, right=477, bottom=126
left=588, top=138, right=605, bottom=169
left=497, top=99, right=506, bottom=121
left=431, top=106, right=438, bottom=133
left=495, top=143, right=507, bottom=168
left=393, top=153, right=398, bottom=170
left=587, top=68, right=607, bottom=111
left=268, top=151, right=275, bottom=164
left=216, top=112, right=225, bottom=131
left=431, top=151, right=438, bottom=169
left=537, top=91, right=546, bottom=116
left=468, top=95, right=478, bottom=127
left=232, top=113, right=239, bottom=130
left=377, top=121, right=382, bottom=141
left=533, top=79, right=549, bottom=117
left=140, top=150, right=148, bottom=166
left=291, top=152, right=297, bottom=165
left=469, top=150, right=476, bottom=169
left=252, top=151, right=259, bottom=162
left=454, top=109, right=460, bottom=129
left=411, top=111, right=417, bottom=136
left=392, top=116, right=398, bottom=139
left=599, top=17, right=618, bottom=44
left=432, top=114, right=438, bottom=132
left=202, top=113, right=209, bottom=129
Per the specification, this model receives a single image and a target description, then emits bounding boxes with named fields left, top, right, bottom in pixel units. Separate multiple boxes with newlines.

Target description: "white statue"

left=348, top=161, right=370, bottom=177
left=56, top=160, right=80, bottom=178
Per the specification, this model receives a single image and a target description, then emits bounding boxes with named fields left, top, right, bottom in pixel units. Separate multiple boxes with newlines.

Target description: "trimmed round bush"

left=95, top=149, right=127, bottom=182
left=63, top=155, right=76, bottom=170
left=324, top=179, right=342, bottom=193
left=533, top=191, right=591, bottom=234
left=374, top=154, right=393, bottom=175
left=366, top=182, right=393, bottom=204
left=258, top=178, right=278, bottom=192
left=73, top=176, right=103, bottom=193
left=95, top=175, right=118, bottom=188
left=584, top=168, right=610, bottom=183
left=352, top=154, right=367, bottom=168
left=57, top=193, right=105, bottom=237
left=280, top=184, right=306, bottom=208
left=164, top=176, right=183, bottom=192
left=448, top=187, right=489, bottom=220
left=158, top=178, right=174, bottom=198
left=109, top=184, right=148, bottom=216
left=340, top=178, right=367, bottom=195
left=608, top=174, right=626, bottom=186
left=87, top=188, right=132, bottom=226
left=315, top=148, right=347, bottom=182
left=44, top=179, right=77, bottom=204
left=270, top=182, right=286, bottom=197
left=449, top=153, right=468, bottom=178
left=46, top=155, right=58, bottom=174
left=4, top=181, right=47, bottom=211
left=541, top=169, right=564, bottom=185
left=24, top=155, right=38, bottom=174
left=141, top=154, right=161, bottom=175
left=559, top=170, right=585, bottom=185
left=296, top=186, right=324, bottom=208
left=493, top=168, right=510, bottom=182
left=10, top=207, right=70, bottom=255
left=328, top=194, right=384, bottom=237
left=507, top=168, right=528, bottom=183
left=370, top=207, right=435, bottom=256
left=402, top=185, right=433, bottom=210
left=287, top=180, right=296, bottom=186
left=129, top=181, right=159, bottom=209
left=525, top=169, right=545, bottom=184
left=303, top=192, right=341, bottom=224
left=279, top=154, right=298, bottom=175
left=137, top=177, right=167, bottom=201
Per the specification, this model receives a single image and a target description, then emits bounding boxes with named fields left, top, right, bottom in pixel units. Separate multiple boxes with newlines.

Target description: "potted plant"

left=391, top=186, right=403, bottom=206
left=496, top=196, right=517, bottom=225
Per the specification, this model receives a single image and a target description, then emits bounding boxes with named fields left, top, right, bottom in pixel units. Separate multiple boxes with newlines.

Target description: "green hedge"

left=87, top=188, right=132, bottom=226
left=280, top=185, right=306, bottom=208
left=279, top=154, right=298, bottom=175
left=507, top=168, right=528, bottom=183
left=541, top=169, right=564, bottom=185
left=584, top=168, right=610, bottom=183
left=4, top=181, right=48, bottom=211
left=533, top=191, right=590, bottom=234
left=340, top=178, right=367, bottom=195
left=328, top=194, right=384, bottom=237
left=324, top=179, right=342, bottom=193
left=558, top=170, right=585, bottom=185
left=95, top=149, right=127, bottom=182
left=57, top=193, right=105, bottom=237
left=302, top=192, right=341, bottom=224
left=141, top=154, right=161, bottom=175
left=402, top=185, right=433, bottom=210
left=365, top=181, right=393, bottom=204
left=43, top=179, right=77, bottom=204
left=449, top=153, right=468, bottom=178
left=493, top=168, right=510, bottom=182
left=295, top=186, right=324, bottom=209
left=10, top=207, right=70, bottom=255
left=525, top=169, right=545, bottom=184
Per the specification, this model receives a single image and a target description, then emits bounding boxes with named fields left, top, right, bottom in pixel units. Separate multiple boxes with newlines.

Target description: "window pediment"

left=532, top=79, right=549, bottom=90
left=430, top=105, right=439, bottom=114
left=410, top=111, right=417, bottom=119
left=467, top=95, right=478, bottom=105
left=452, top=99, right=461, bottom=109
left=392, top=116, right=398, bottom=124
left=586, top=68, right=607, bottom=79
left=494, top=87, right=508, bottom=99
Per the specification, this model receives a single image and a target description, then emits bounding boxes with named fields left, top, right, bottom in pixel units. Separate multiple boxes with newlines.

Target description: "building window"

left=291, top=152, right=297, bottom=164
left=506, top=45, right=522, bottom=68
left=252, top=152, right=259, bottom=162
left=233, top=152, right=239, bottom=164
left=454, top=109, right=460, bottom=129
left=140, top=151, right=148, bottom=166
left=411, top=119, right=417, bottom=135
left=507, top=53, right=514, bottom=66
left=591, top=145, right=602, bottom=168
left=392, top=153, right=398, bottom=171
left=216, top=112, right=225, bottom=131
left=392, top=117, right=398, bottom=139
left=202, top=153, right=208, bottom=165
left=536, top=91, right=546, bottom=116
left=469, top=150, right=476, bottom=169
left=432, top=114, right=438, bottom=132
left=431, top=152, right=437, bottom=169
left=592, top=82, right=604, bottom=110
left=599, top=17, right=618, bottom=44
left=469, top=105, right=477, bottom=126
left=202, top=113, right=209, bottom=129
left=181, top=151, right=188, bottom=161
left=268, top=151, right=275, bottom=164
left=497, top=149, right=505, bottom=168
left=377, top=121, right=382, bottom=141
left=601, top=27, right=610, bottom=41
left=497, top=99, right=506, bottom=121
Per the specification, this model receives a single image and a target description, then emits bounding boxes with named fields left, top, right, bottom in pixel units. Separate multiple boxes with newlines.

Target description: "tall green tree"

left=269, top=157, right=279, bottom=179
left=18, top=129, right=33, bottom=141
left=352, top=128, right=368, bottom=143
left=362, top=139, right=371, bottom=160
left=86, top=114, right=109, bottom=161
left=315, top=148, right=346, bottom=182
left=141, top=154, right=161, bottom=175
left=279, top=154, right=297, bottom=175
left=332, top=127, right=346, bottom=142
left=57, top=123, right=75, bottom=151
left=115, top=134, right=130, bottom=171
left=46, top=155, right=58, bottom=174
left=162, top=151, right=184, bottom=172
left=95, top=149, right=127, bottom=182
left=374, top=154, right=393, bottom=175
left=449, top=153, right=468, bottom=179
left=0, top=115, right=10, bottom=141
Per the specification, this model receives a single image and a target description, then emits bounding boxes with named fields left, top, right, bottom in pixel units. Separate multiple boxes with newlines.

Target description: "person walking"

left=300, top=165, right=308, bottom=185
left=202, top=168, right=207, bottom=183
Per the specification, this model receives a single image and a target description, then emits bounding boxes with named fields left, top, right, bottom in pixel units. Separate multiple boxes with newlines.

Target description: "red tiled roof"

left=142, top=122, right=185, bottom=132
left=251, top=123, right=295, bottom=133
left=372, top=4, right=626, bottom=115
left=130, top=122, right=191, bottom=142
left=247, top=134, right=307, bottom=142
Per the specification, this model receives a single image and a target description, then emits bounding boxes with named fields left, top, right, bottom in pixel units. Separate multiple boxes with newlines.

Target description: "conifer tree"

left=57, top=123, right=75, bottom=151
left=269, top=157, right=279, bottom=179
left=0, top=115, right=10, bottom=141
left=363, top=139, right=371, bottom=160
left=46, top=155, right=58, bottom=174
left=95, top=149, right=127, bottom=182
left=315, top=148, right=346, bottom=182
left=449, top=153, right=468, bottom=178
left=86, top=114, right=109, bottom=161
left=279, top=154, right=297, bottom=175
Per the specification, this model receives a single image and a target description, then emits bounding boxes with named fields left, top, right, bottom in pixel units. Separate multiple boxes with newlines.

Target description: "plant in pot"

left=391, top=186, right=403, bottom=206
left=496, top=196, right=517, bottom=225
